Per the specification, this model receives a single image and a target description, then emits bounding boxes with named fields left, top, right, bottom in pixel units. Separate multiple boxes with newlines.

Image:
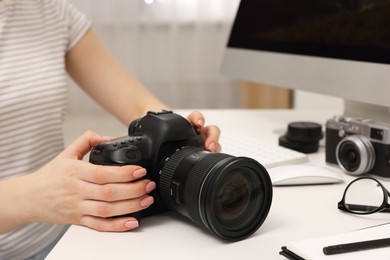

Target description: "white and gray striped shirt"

left=0, top=0, right=90, bottom=258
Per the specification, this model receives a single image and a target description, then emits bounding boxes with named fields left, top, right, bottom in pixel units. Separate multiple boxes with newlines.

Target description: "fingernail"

left=133, top=168, right=147, bottom=178
left=140, top=196, right=154, bottom=207
left=197, top=119, right=204, bottom=128
left=208, top=142, right=216, bottom=152
left=145, top=181, right=156, bottom=193
left=124, top=220, right=139, bottom=230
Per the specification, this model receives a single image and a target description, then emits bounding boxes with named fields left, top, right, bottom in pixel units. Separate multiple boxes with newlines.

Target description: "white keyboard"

left=220, top=130, right=308, bottom=169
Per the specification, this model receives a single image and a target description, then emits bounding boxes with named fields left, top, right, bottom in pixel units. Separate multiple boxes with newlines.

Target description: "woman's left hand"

left=187, top=111, right=221, bottom=153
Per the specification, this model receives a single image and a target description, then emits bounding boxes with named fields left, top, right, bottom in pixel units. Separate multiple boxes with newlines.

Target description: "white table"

left=47, top=109, right=390, bottom=259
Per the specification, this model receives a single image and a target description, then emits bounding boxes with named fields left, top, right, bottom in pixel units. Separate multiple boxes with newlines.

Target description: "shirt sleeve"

left=60, top=0, right=92, bottom=51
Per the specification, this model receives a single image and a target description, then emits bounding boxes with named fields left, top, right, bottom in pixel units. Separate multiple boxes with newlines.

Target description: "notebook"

left=280, top=222, right=390, bottom=260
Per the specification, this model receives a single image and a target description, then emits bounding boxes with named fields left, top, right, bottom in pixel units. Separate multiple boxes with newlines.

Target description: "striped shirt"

left=0, top=0, right=90, bottom=258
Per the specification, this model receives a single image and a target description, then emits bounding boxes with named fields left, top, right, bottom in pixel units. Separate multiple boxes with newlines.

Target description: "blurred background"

left=68, top=0, right=243, bottom=113
left=68, top=0, right=342, bottom=114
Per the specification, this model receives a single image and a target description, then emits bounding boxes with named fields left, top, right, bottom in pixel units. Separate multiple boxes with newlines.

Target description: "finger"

left=186, top=111, right=205, bottom=130
left=62, top=130, right=112, bottom=160
left=80, top=215, right=140, bottom=232
left=81, top=195, right=154, bottom=218
left=79, top=163, right=147, bottom=184
left=201, top=125, right=221, bottom=152
left=81, top=180, right=156, bottom=202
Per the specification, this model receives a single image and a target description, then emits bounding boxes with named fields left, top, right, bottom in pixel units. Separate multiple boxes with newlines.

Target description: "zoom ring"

left=158, top=147, right=203, bottom=210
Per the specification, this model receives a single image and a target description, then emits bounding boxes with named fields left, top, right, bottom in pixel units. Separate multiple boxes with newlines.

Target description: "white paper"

left=286, top=223, right=390, bottom=260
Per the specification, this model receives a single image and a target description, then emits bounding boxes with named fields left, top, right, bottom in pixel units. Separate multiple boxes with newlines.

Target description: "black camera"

left=325, top=115, right=390, bottom=177
left=89, top=111, right=272, bottom=241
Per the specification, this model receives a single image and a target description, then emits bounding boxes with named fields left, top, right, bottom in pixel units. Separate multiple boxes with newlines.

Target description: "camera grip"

left=129, top=211, right=142, bottom=222
left=110, top=211, right=142, bottom=223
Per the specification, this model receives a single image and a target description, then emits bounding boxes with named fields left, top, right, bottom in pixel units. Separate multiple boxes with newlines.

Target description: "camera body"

left=89, top=111, right=272, bottom=241
left=90, top=110, right=203, bottom=217
left=325, top=115, right=390, bottom=177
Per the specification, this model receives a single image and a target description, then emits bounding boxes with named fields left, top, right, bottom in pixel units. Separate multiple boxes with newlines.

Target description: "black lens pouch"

left=279, top=122, right=323, bottom=153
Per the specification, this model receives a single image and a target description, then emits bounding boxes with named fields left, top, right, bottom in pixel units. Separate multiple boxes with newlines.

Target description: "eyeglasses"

left=338, top=176, right=390, bottom=214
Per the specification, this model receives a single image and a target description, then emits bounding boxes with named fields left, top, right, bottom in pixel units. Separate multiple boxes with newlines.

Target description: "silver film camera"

left=325, top=116, right=390, bottom=177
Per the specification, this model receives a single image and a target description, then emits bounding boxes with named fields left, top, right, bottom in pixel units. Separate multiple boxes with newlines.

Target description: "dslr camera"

left=325, top=115, right=390, bottom=177
left=89, top=111, right=272, bottom=241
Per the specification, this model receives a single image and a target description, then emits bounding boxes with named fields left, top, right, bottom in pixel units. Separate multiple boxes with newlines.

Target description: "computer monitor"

left=221, top=0, right=390, bottom=122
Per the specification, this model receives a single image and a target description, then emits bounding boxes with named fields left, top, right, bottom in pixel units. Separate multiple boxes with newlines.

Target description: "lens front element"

left=336, top=135, right=375, bottom=175
left=214, top=169, right=252, bottom=226
left=207, top=166, right=265, bottom=236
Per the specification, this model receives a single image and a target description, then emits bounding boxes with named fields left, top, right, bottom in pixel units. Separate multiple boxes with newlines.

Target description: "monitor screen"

left=221, top=0, right=390, bottom=120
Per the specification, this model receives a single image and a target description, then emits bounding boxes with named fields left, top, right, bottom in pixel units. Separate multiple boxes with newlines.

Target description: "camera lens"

left=336, top=135, right=375, bottom=175
left=208, top=167, right=264, bottom=234
left=159, top=147, right=272, bottom=241
left=214, top=169, right=251, bottom=227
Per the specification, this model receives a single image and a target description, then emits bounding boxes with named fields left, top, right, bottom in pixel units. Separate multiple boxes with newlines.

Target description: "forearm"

left=0, top=174, right=36, bottom=234
left=66, top=29, right=169, bottom=125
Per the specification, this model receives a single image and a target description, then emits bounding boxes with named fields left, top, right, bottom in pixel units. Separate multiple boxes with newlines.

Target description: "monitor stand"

left=343, top=100, right=390, bottom=123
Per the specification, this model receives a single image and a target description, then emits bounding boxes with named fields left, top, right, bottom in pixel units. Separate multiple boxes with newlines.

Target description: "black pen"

left=323, top=237, right=390, bottom=255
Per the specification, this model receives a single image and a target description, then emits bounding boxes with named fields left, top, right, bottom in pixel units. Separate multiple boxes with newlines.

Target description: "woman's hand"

left=187, top=111, right=221, bottom=153
left=8, top=131, right=155, bottom=233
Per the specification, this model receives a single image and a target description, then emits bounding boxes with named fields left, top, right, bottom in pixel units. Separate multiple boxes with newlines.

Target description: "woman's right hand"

left=2, top=131, right=155, bottom=233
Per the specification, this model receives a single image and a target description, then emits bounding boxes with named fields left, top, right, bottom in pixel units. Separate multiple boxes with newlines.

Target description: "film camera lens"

left=336, top=135, right=375, bottom=175
left=158, top=147, right=272, bottom=241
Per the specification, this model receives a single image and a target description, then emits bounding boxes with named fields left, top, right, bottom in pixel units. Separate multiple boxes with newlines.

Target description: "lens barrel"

left=158, top=147, right=272, bottom=241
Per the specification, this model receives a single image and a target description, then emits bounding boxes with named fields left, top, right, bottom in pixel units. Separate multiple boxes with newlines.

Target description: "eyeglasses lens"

left=344, top=178, right=385, bottom=214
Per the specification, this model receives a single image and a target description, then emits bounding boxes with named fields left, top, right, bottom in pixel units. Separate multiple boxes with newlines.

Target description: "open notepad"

left=280, top=223, right=390, bottom=260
